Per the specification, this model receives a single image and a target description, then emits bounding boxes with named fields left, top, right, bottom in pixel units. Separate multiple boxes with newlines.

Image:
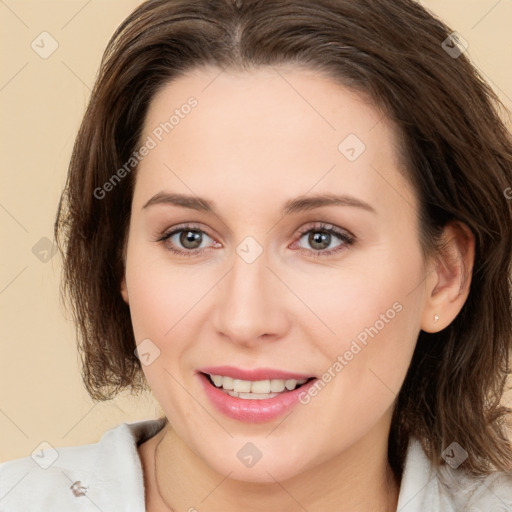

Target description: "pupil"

left=310, top=231, right=330, bottom=250
left=181, top=230, right=202, bottom=249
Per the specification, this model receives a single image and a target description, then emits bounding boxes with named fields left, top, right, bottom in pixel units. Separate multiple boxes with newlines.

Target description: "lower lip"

left=198, top=373, right=317, bottom=423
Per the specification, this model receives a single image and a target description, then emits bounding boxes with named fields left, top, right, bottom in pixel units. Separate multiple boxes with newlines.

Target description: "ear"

left=120, top=275, right=129, bottom=304
left=120, top=237, right=129, bottom=304
left=420, top=221, right=475, bottom=333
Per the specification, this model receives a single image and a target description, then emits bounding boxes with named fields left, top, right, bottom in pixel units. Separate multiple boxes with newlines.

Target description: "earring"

left=434, top=314, right=439, bottom=323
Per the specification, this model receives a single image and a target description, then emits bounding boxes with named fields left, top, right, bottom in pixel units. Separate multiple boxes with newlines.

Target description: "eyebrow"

left=142, top=191, right=376, bottom=216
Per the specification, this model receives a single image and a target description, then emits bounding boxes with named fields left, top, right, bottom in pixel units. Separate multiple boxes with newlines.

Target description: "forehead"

left=135, top=65, right=415, bottom=216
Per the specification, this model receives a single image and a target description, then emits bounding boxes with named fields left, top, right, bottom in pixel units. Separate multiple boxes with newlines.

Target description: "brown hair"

left=54, top=0, right=512, bottom=478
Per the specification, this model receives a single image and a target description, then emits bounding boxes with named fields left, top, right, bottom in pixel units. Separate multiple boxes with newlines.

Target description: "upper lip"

left=198, top=365, right=315, bottom=381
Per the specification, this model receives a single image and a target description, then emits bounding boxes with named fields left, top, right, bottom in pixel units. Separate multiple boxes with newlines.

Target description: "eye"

left=155, top=222, right=354, bottom=258
left=292, top=223, right=354, bottom=257
left=155, top=224, right=219, bottom=256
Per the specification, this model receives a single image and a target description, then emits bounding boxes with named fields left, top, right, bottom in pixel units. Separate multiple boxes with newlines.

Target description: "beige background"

left=1, top=0, right=511, bottom=462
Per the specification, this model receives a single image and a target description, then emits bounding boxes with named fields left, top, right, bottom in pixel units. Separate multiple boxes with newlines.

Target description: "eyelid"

left=290, top=222, right=355, bottom=257
left=294, top=222, right=354, bottom=239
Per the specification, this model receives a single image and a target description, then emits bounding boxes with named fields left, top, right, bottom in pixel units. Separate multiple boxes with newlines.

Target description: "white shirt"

left=1, top=418, right=511, bottom=511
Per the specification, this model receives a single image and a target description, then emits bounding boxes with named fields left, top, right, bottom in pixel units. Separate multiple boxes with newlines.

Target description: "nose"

left=212, top=246, right=291, bottom=348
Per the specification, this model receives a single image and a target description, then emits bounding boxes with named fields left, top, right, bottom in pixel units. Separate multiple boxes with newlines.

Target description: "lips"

left=197, top=366, right=317, bottom=423
left=199, top=366, right=314, bottom=381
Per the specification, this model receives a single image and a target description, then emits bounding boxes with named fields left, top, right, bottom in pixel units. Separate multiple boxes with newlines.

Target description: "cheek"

left=294, top=246, right=424, bottom=412
left=125, top=270, right=174, bottom=342
left=124, top=242, right=208, bottom=341
left=124, top=252, right=201, bottom=412
left=298, top=247, right=423, bottom=355
left=124, top=243, right=222, bottom=396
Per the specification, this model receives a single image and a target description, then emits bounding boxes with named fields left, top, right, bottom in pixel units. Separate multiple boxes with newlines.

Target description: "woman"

left=1, top=0, right=511, bottom=510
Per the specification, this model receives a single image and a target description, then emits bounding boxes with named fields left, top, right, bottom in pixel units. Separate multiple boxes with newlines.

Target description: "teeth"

left=209, top=374, right=308, bottom=394
left=211, top=375, right=223, bottom=387
left=270, top=379, right=285, bottom=392
left=250, top=380, right=270, bottom=394
left=229, top=391, right=281, bottom=400
left=285, top=379, right=297, bottom=390
left=222, top=376, right=234, bottom=390
left=233, top=379, right=251, bottom=393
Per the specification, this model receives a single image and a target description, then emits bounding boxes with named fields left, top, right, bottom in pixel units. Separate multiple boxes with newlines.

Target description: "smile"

left=207, top=374, right=310, bottom=399
left=197, top=367, right=317, bottom=423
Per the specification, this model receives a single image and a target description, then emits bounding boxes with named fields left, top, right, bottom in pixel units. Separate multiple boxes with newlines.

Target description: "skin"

left=120, top=65, right=474, bottom=512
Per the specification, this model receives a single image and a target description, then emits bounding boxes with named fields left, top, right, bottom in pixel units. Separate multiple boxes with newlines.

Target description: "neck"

left=140, top=418, right=400, bottom=512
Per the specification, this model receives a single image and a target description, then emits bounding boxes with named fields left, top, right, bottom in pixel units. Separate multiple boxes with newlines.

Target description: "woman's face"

left=121, top=65, right=430, bottom=482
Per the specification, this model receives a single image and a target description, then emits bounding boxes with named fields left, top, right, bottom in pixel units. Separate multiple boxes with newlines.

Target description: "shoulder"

left=0, top=417, right=166, bottom=512
left=398, top=437, right=512, bottom=512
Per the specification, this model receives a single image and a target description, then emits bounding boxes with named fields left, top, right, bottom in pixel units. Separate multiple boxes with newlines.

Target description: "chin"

left=210, top=455, right=306, bottom=484
left=192, top=435, right=319, bottom=484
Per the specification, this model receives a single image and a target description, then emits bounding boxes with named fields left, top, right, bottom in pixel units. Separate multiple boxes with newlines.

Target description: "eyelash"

left=155, top=222, right=355, bottom=258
